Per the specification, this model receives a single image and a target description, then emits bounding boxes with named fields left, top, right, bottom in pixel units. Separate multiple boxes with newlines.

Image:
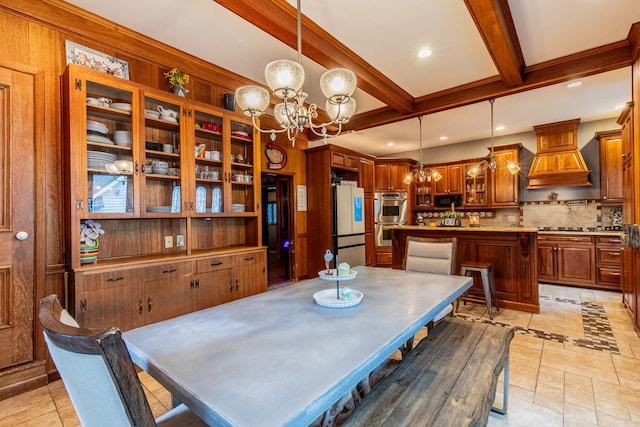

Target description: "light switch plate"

left=176, top=235, right=184, bottom=247
left=164, top=235, right=173, bottom=248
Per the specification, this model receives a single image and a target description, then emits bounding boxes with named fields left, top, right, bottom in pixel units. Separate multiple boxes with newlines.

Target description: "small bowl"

left=145, top=109, right=160, bottom=119
left=111, top=102, right=132, bottom=112
left=152, top=166, right=169, bottom=175
left=104, top=163, right=119, bottom=174
left=151, top=160, right=168, bottom=168
left=114, top=160, right=133, bottom=173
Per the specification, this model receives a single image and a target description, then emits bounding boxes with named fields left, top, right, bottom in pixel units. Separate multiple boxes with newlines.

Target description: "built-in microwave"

left=434, top=194, right=462, bottom=209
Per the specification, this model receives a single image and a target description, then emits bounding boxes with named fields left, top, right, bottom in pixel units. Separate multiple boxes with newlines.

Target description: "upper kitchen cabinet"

left=63, top=65, right=261, bottom=269
left=463, top=162, right=488, bottom=208
left=597, top=130, right=623, bottom=205
left=375, top=158, right=415, bottom=191
left=489, top=144, right=521, bottom=207
left=433, top=163, right=463, bottom=195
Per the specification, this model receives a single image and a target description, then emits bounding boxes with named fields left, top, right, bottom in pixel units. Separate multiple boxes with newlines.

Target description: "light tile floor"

left=1, top=284, right=639, bottom=426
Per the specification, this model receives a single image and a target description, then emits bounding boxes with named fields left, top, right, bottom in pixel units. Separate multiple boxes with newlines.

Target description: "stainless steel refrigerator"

left=332, top=184, right=366, bottom=267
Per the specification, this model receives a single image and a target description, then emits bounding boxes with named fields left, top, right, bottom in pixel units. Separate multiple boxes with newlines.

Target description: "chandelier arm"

left=308, top=122, right=343, bottom=139
left=250, top=115, right=287, bottom=135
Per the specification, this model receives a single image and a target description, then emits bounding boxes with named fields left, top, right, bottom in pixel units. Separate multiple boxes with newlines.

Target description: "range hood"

left=527, top=118, right=592, bottom=189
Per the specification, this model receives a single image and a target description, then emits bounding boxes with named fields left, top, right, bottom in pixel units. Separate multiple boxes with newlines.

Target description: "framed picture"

left=65, top=40, right=130, bottom=79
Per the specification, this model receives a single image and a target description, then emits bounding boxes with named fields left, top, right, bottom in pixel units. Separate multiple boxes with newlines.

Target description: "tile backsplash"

left=520, top=200, right=622, bottom=230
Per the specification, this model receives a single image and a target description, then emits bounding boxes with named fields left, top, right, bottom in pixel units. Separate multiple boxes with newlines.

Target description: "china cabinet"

left=63, top=64, right=266, bottom=329
left=463, top=162, right=488, bottom=207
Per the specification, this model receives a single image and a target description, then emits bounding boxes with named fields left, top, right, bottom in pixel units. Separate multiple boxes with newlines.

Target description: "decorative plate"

left=318, top=269, right=357, bottom=281
left=313, top=288, right=363, bottom=308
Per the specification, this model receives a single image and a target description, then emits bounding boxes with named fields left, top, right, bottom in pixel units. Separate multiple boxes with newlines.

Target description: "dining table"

left=123, top=265, right=472, bottom=426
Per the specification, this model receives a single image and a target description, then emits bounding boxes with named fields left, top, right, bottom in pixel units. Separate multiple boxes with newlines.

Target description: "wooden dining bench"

left=341, top=317, right=514, bottom=427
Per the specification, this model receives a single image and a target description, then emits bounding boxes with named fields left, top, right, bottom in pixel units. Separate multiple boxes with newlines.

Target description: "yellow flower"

left=164, top=68, right=190, bottom=87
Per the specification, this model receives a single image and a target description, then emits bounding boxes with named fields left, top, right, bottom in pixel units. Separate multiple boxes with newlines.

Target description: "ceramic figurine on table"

left=324, top=249, right=334, bottom=274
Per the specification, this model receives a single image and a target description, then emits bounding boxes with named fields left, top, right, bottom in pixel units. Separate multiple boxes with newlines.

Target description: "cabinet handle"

left=135, top=161, right=139, bottom=175
left=244, top=256, right=254, bottom=261
left=538, top=237, right=547, bottom=240
left=210, top=261, right=223, bottom=266
left=236, top=280, right=239, bottom=291
left=138, top=299, right=143, bottom=315
left=195, top=279, right=200, bottom=288
left=229, top=281, right=233, bottom=292
left=608, top=272, right=621, bottom=276
left=163, top=268, right=177, bottom=274
left=105, top=276, right=124, bottom=282
left=569, top=238, right=586, bottom=241
left=190, top=279, right=195, bottom=289
left=607, top=239, right=622, bottom=243
left=147, top=297, right=152, bottom=312
left=608, top=252, right=621, bottom=256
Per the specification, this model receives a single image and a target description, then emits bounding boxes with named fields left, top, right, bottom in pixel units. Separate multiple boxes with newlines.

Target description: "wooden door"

left=144, top=263, right=193, bottom=324
left=0, top=67, right=35, bottom=369
left=558, top=245, right=595, bottom=285
left=374, top=164, right=389, bottom=190
left=388, top=164, right=409, bottom=190
left=194, top=269, right=227, bottom=310
left=537, top=243, right=557, bottom=281
left=599, top=133, right=623, bottom=204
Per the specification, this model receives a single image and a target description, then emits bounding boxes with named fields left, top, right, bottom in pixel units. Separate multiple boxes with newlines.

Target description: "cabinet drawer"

left=376, top=251, right=392, bottom=265
left=235, top=250, right=263, bottom=267
left=597, top=266, right=621, bottom=285
left=537, top=234, right=594, bottom=244
left=596, top=236, right=623, bottom=245
left=144, top=262, right=191, bottom=282
left=197, top=256, right=234, bottom=273
left=596, top=247, right=623, bottom=265
left=80, top=269, right=137, bottom=291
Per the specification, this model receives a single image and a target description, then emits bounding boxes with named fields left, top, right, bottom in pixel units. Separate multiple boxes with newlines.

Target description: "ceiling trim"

left=212, top=0, right=415, bottom=114
left=337, top=40, right=633, bottom=137
left=464, top=0, right=524, bottom=87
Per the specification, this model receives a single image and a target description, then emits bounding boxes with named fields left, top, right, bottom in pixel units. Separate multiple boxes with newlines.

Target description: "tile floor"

left=1, top=284, right=639, bottom=426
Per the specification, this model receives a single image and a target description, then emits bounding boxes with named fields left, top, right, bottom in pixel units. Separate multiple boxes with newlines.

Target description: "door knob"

left=15, top=231, right=29, bottom=241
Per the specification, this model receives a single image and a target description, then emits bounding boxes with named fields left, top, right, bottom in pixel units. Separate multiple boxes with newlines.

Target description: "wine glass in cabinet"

left=140, top=92, right=187, bottom=216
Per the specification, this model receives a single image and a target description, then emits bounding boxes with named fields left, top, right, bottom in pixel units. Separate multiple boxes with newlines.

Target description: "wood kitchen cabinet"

left=142, top=261, right=194, bottom=325
left=434, top=163, right=463, bottom=195
left=463, top=162, right=488, bottom=207
left=537, top=234, right=596, bottom=288
left=596, top=236, right=623, bottom=290
left=489, top=144, right=520, bottom=207
left=374, top=158, right=415, bottom=191
left=597, top=130, right=623, bottom=205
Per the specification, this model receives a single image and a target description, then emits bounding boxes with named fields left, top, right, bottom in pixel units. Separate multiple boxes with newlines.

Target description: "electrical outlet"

left=164, top=235, right=173, bottom=248
left=507, top=215, right=516, bottom=223
left=176, top=235, right=184, bottom=247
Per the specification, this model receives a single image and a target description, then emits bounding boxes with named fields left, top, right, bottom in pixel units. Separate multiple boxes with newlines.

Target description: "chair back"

left=39, top=295, right=156, bottom=427
left=403, top=237, right=457, bottom=275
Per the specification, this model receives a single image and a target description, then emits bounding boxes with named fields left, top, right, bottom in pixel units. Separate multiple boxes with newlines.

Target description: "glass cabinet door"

left=84, top=79, right=137, bottom=217
left=140, top=92, right=186, bottom=216
left=463, top=163, right=488, bottom=207
left=228, top=119, right=256, bottom=214
left=192, top=108, right=224, bottom=215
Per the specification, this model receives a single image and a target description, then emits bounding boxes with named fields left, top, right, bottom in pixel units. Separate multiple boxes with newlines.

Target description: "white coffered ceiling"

left=64, top=0, right=640, bottom=156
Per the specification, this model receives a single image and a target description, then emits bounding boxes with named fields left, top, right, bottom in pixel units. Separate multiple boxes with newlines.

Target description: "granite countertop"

left=537, top=230, right=623, bottom=237
left=385, top=225, right=539, bottom=233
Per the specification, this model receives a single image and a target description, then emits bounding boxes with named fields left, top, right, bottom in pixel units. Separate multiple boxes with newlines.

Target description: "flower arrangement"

left=80, top=219, right=105, bottom=246
left=164, top=68, right=190, bottom=88
left=549, top=191, right=558, bottom=200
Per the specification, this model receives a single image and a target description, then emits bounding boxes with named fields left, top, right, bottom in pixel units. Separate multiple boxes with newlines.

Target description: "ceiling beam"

left=464, top=0, right=525, bottom=87
left=340, top=40, right=633, bottom=135
left=212, top=0, right=415, bottom=114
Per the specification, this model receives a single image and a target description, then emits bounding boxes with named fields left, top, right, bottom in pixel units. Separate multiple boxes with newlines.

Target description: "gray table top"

left=123, top=266, right=472, bottom=426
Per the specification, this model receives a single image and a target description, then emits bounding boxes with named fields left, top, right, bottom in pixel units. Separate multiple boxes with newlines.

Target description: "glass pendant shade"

left=431, top=170, right=443, bottom=182
left=321, top=68, right=357, bottom=101
left=326, top=98, right=356, bottom=123
left=467, top=165, right=481, bottom=178
left=235, top=85, right=270, bottom=116
left=273, top=103, right=296, bottom=127
left=507, top=161, right=521, bottom=174
left=265, top=60, right=305, bottom=99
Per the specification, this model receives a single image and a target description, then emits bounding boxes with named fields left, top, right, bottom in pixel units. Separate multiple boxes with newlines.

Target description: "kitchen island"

left=388, top=225, right=540, bottom=313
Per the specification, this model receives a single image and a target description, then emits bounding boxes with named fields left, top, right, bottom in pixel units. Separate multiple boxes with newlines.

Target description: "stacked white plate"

left=87, top=151, right=115, bottom=170
left=87, top=134, right=114, bottom=144
left=87, top=120, right=108, bottom=136
left=231, top=203, right=245, bottom=212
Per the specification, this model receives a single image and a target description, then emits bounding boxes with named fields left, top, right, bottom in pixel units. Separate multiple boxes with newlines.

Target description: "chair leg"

left=480, top=268, right=493, bottom=320
left=489, top=267, right=499, bottom=312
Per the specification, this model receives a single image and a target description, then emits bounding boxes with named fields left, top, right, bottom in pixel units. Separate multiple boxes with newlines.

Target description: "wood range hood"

left=527, top=119, right=592, bottom=189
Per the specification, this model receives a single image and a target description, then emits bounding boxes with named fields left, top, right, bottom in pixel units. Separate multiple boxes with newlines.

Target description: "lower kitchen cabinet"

left=70, top=248, right=267, bottom=330
left=596, top=236, right=623, bottom=290
left=538, top=234, right=599, bottom=288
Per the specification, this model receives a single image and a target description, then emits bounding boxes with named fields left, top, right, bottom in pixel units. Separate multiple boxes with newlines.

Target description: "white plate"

left=171, top=186, right=181, bottom=213
left=231, top=131, right=249, bottom=137
left=313, top=288, right=363, bottom=308
left=87, top=120, right=108, bottom=135
left=195, top=186, right=206, bottom=213
left=87, top=134, right=114, bottom=144
left=318, top=269, right=358, bottom=281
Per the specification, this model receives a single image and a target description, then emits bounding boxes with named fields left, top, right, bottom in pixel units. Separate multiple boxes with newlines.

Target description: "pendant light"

left=404, top=116, right=442, bottom=184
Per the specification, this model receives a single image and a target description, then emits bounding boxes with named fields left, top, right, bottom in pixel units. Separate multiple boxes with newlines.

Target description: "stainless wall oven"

left=374, top=192, right=407, bottom=247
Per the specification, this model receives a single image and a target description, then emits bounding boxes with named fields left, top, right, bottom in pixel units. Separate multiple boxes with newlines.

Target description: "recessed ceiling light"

left=567, top=81, right=582, bottom=88
left=386, top=141, right=394, bottom=146
left=439, top=136, right=448, bottom=141
left=495, top=126, right=505, bottom=131
left=418, top=49, right=432, bottom=58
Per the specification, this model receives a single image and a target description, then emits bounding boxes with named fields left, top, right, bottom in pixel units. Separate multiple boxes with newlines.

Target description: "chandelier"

left=467, top=99, right=521, bottom=178
left=234, top=0, right=357, bottom=147
left=404, top=116, right=443, bottom=185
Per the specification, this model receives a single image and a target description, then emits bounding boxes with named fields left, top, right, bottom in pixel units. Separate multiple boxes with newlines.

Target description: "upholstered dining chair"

left=39, top=294, right=206, bottom=427
left=403, top=236, right=458, bottom=323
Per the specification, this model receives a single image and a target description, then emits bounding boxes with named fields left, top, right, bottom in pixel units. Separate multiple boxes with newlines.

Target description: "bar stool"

left=458, top=262, right=499, bottom=320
